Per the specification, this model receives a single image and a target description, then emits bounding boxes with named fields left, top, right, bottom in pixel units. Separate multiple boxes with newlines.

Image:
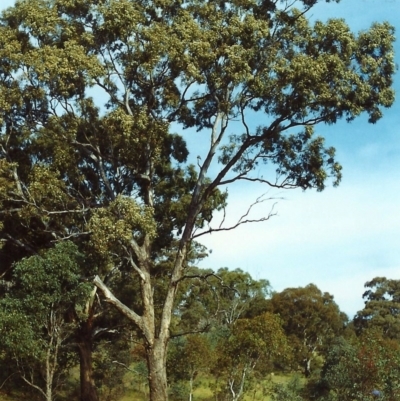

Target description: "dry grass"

left=0, top=371, right=299, bottom=401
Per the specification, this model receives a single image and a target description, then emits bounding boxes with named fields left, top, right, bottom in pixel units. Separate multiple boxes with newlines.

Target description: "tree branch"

left=169, top=325, right=211, bottom=339
left=219, top=175, right=298, bottom=189
left=93, top=275, right=144, bottom=333
left=20, top=373, right=47, bottom=399
left=192, top=195, right=280, bottom=239
left=0, top=372, right=19, bottom=390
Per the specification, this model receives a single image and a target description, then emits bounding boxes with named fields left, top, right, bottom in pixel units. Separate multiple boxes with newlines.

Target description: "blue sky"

left=1, top=0, right=399, bottom=318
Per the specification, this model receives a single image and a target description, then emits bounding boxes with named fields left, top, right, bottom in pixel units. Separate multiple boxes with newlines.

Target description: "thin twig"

left=192, top=195, right=281, bottom=239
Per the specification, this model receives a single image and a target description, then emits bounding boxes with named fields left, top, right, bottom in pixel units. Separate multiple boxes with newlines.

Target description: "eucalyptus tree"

left=0, top=0, right=396, bottom=400
left=167, top=334, right=212, bottom=401
left=270, top=284, right=347, bottom=377
left=212, top=312, right=290, bottom=401
left=168, top=268, right=271, bottom=400
left=174, top=267, right=271, bottom=333
left=354, top=277, right=400, bottom=339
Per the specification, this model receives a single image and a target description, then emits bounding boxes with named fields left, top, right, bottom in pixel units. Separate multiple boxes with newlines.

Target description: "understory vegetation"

left=2, top=268, right=400, bottom=401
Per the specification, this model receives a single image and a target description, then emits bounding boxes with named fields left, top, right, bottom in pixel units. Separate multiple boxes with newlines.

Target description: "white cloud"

left=198, top=171, right=400, bottom=318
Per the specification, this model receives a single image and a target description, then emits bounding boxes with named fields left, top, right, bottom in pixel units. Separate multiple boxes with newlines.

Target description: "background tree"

left=354, top=277, right=400, bottom=339
left=0, top=242, right=90, bottom=401
left=0, top=0, right=395, bottom=400
left=212, top=268, right=272, bottom=326
left=90, top=336, right=134, bottom=401
left=270, top=375, right=305, bottom=401
left=175, top=267, right=271, bottom=333
left=270, top=284, right=347, bottom=377
left=167, top=334, right=212, bottom=401
left=309, top=332, right=400, bottom=401
left=212, top=312, right=291, bottom=401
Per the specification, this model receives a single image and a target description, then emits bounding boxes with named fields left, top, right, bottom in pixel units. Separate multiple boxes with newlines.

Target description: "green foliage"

left=89, top=195, right=157, bottom=256
left=176, top=267, right=272, bottom=333
left=215, top=268, right=272, bottom=324
left=168, top=381, right=189, bottom=401
left=309, top=332, right=400, bottom=401
left=212, top=312, right=291, bottom=401
left=270, top=375, right=305, bottom=401
left=93, top=338, right=132, bottom=401
left=0, top=241, right=90, bottom=346
left=0, top=241, right=91, bottom=401
left=270, top=284, right=347, bottom=376
left=354, top=277, right=400, bottom=339
left=168, top=334, right=212, bottom=383
left=0, top=0, right=395, bottom=261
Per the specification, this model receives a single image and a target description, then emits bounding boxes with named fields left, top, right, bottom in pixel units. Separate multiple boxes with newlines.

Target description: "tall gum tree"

left=0, top=0, right=395, bottom=400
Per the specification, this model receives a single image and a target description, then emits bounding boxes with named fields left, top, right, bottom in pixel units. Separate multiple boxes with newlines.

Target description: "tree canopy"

left=212, top=312, right=291, bottom=401
left=270, top=284, right=347, bottom=377
left=310, top=332, right=400, bottom=401
left=354, top=277, right=400, bottom=339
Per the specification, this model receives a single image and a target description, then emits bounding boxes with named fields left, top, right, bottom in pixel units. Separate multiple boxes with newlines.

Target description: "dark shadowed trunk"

left=78, top=336, right=98, bottom=401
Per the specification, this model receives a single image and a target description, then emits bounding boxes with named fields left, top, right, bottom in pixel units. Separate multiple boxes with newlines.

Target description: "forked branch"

left=192, top=194, right=281, bottom=239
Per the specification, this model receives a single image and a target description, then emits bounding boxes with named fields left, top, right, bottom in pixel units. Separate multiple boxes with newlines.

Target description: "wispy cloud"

left=199, top=168, right=400, bottom=318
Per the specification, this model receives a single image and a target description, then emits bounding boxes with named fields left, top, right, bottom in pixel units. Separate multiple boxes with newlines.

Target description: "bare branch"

left=219, top=175, right=298, bottom=189
left=192, top=195, right=280, bottom=239
left=127, top=252, right=146, bottom=281
left=178, top=271, right=222, bottom=283
left=93, top=275, right=144, bottom=332
left=0, top=372, right=19, bottom=390
left=112, top=360, right=146, bottom=376
left=125, top=88, right=134, bottom=116
left=169, top=325, right=211, bottom=339
left=20, top=373, right=47, bottom=399
left=3, top=234, right=38, bottom=255
left=219, top=204, right=227, bottom=230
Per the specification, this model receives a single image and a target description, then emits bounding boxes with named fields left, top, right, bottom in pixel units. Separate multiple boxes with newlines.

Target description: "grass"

left=0, top=370, right=301, bottom=401
left=114, top=371, right=300, bottom=401
left=0, top=394, right=14, bottom=401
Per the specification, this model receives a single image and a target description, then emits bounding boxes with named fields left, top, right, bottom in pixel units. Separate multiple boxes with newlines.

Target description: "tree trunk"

left=93, top=270, right=175, bottom=401
left=189, top=375, right=194, bottom=401
left=78, top=338, right=99, bottom=401
left=45, top=373, right=53, bottom=401
left=229, top=366, right=247, bottom=401
left=304, top=358, right=312, bottom=378
left=147, top=338, right=168, bottom=401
